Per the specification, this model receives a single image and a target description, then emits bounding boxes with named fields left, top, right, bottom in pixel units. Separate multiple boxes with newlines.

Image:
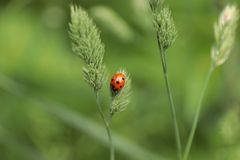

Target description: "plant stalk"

left=95, top=92, right=115, bottom=160
left=157, top=34, right=182, bottom=160
left=183, top=64, right=215, bottom=160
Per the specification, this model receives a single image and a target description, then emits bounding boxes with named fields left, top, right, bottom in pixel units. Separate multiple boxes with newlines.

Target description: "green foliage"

left=110, top=70, right=131, bottom=116
left=219, top=106, right=240, bottom=145
left=90, top=6, right=135, bottom=42
left=0, top=1, right=240, bottom=160
left=211, top=5, right=239, bottom=66
left=0, top=73, right=163, bottom=160
left=69, top=5, right=106, bottom=91
left=149, top=0, right=177, bottom=50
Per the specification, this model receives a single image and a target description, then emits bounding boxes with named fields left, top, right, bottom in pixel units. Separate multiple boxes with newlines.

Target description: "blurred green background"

left=0, top=0, right=240, bottom=160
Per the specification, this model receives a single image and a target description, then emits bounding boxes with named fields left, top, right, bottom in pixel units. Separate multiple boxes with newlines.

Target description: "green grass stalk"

left=183, top=64, right=215, bottom=160
left=95, top=92, right=115, bottom=160
left=157, top=35, right=182, bottom=160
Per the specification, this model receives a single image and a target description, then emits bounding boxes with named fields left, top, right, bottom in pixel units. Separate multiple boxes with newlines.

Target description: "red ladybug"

left=110, top=73, right=125, bottom=92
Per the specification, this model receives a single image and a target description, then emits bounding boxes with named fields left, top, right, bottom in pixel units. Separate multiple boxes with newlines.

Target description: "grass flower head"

left=211, top=5, right=239, bottom=66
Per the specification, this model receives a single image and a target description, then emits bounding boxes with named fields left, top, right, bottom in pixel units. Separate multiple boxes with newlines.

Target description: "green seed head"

left=149, top=0, right=177, bottom=50
left=110, top=69, right=131, bottom=116
left=69, top=5, right=106, bottom=91
left=211, top=5, right=239, bottom=66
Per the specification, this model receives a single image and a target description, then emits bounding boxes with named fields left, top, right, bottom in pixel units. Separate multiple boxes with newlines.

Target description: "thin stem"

left=183, top=64, right=215, bottom=160
left=95, top=92, right=115, bottom=160
left=157, top=35, right=182, bottom=160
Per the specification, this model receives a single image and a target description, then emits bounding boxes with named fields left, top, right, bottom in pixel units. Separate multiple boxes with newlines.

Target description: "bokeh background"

left=0, top=0, right=240, bottom=160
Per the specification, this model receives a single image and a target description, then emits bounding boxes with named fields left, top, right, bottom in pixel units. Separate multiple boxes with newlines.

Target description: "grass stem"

left=157, top=34, right=182, bottom=160
left=95, top=92, right=115, bottom=160
left=183, top=64, right=215, bottom=160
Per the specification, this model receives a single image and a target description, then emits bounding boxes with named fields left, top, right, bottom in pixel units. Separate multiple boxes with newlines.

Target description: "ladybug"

left=110, top=73, right=125, bottom=92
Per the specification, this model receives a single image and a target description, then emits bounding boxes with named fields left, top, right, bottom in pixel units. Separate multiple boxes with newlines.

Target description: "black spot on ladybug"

left=122, top=77, right=125, bottom=80
left=120, top=85, right=123, bottom=88
left=116, top=81, right=119, bottom=84
left=111, top=78, right=114, bottom=81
